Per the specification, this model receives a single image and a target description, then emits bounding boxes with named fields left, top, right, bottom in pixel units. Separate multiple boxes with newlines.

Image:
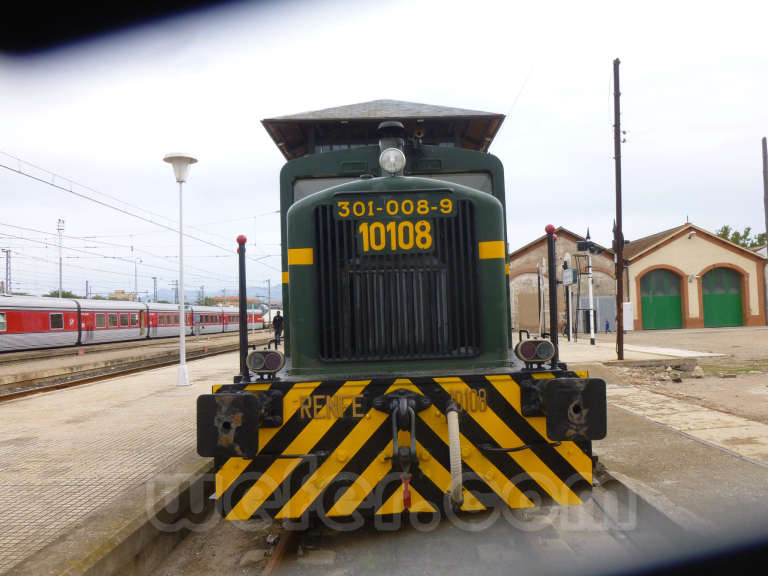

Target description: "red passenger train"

left=0, top=295, right=263, bottom=352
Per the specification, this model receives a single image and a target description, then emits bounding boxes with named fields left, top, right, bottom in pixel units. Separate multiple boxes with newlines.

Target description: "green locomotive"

left=197, top=100, right=606, bottom=523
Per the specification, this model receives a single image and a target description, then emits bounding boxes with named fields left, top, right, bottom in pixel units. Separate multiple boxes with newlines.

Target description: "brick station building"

left=508, top=227, right=615, bottom=335
left=508, top=223, right=767, bottom=334
left=624, top=223, right=767, bottom=330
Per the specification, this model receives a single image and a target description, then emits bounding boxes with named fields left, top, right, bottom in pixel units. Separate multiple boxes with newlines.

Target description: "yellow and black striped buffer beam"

left=211, top=373, right=593, bottom=520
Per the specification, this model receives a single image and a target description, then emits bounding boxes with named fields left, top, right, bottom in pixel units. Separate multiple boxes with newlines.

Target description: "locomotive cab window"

left=95, top=314, right=106, bottom=328
left=292, top=173, right=492, bottom=202
left=108, top=313, right=118, bottom=328
left=50, top=313, right=64, bottom=330
left=0, top=312, right=6, bottom=332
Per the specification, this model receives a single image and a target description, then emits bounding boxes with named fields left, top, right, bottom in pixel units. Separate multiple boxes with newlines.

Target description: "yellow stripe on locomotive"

left=199, top=371, right=605, bottom=521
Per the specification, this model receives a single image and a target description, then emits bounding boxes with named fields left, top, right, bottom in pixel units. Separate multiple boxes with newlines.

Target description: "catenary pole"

left=57, top=218, right=64, bottom=297
left=613, top=58, right=625, bottom=359
left=1, top=249, right=10, bottom=294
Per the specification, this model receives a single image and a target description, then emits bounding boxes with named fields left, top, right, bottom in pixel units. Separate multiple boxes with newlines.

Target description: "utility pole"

left=57, top=218, right=65, bottom=298
left=587, top=250, right=595, bottom=345
left=1, top=249, right=10, bottom=294
left=762, top=137, right=768, bottom=326
left=564, top=252, right=572, bottom=342
left=267, top=279, right=271, bottom=321
left=85, top=280, right=89, bottom=299
left=613, top=57, right=625, bottom=359
left=152, top=276, right=157, bottom=302
left=171, top=280, right=179, bottom=304
left=536, top=261, right=543, bottom=335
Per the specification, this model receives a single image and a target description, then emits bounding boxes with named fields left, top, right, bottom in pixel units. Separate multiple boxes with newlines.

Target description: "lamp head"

left=163, top=153, right=198, bottom=183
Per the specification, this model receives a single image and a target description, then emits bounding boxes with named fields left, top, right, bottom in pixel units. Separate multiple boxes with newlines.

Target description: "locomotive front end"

left=196, top=102, right=607, bottom=524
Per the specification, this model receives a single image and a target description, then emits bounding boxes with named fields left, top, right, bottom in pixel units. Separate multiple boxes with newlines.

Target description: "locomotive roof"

left=262, top=99, right=505, bottom=160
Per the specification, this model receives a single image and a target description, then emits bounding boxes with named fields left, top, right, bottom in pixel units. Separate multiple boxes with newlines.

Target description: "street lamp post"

left=163, top=153, right=197, bottom=387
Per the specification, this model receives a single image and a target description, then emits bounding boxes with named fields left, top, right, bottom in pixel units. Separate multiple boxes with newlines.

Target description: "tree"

left=42, top=289, right=82, bottom=299
left=715, top=225, right=766, bottom=249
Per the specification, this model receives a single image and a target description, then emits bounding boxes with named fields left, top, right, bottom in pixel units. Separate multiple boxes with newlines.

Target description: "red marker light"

left=545, top=224, right=556, bottom=234
left=401, top=473, right=412, bottom=510
left=237, top=234, right=247, bottom=244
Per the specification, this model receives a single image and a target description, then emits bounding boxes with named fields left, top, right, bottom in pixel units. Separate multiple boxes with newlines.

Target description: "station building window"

left=95, top=314, right=106, bottom=328
left=0, top=312, right=6, bottom=332
left=50, top=313, right=64, bottom=330
left=120, top=313, right=129, bottom=327
left=108, top=313, right=118, bottom=328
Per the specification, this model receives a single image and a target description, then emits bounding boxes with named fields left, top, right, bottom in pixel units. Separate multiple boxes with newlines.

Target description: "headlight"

left=246, top=349, right=285, bottom=374
left=514, top=339, right=555, bottom=363
left=379, top=147, right=406, bottom=175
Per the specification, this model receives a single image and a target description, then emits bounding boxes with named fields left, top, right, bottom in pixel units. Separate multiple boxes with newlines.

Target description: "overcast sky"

left=1, top=0, right=767, bottom=299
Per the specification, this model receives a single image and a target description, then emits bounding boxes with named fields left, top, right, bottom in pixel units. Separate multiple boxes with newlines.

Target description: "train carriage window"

left=50, top=313, right=64, bottom=330
left=130, top=313, right=139, bottom=327
left=159, top=315, right=165, bottom=325
left=174, top=314, right=179, bottom=324
left=95, top=314, right=106, bottom=328
left=120, top=313, right=129, bottom=327
left=108, top=313, right=118, bottom=328
left=0, top=312, right=6, bottom=332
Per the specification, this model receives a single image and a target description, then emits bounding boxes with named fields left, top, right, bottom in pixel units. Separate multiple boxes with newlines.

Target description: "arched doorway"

left=640, top=269, right=683, bottom=329
left=702, top=267, right=743, bottom=327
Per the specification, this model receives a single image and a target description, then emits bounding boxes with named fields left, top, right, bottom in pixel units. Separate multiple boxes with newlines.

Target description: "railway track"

left=0, top=329, right=269, bottom=364
left=0, top=335, right=272, bottom=402
left=151, top=463, right=691, bottom=576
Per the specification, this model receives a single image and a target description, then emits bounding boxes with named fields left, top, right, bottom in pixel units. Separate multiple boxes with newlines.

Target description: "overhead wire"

left=0, top=221, right=277, bottom=280
left=0, top=153, right=277, bottom=267
left=0, top=231, right=240, bottom=285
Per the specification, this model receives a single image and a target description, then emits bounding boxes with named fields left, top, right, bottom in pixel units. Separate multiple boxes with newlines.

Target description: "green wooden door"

left=641, top=269, right=683, bottom=330
left=702, top=268, right=743, bottom=327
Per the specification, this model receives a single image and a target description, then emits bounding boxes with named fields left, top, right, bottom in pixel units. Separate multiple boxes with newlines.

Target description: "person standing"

left=272, top=310, right=284, bottom=346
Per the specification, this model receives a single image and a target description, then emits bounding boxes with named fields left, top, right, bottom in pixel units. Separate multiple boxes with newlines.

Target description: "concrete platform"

left=584, top=363, right=768, bottom=535
left=558, top=338, right=721, bottom=364
left=0, top=352, right=241, bottom=575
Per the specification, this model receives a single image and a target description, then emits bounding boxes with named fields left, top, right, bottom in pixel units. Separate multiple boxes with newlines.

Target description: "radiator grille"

left=313, top=199, right=479, bottom=361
